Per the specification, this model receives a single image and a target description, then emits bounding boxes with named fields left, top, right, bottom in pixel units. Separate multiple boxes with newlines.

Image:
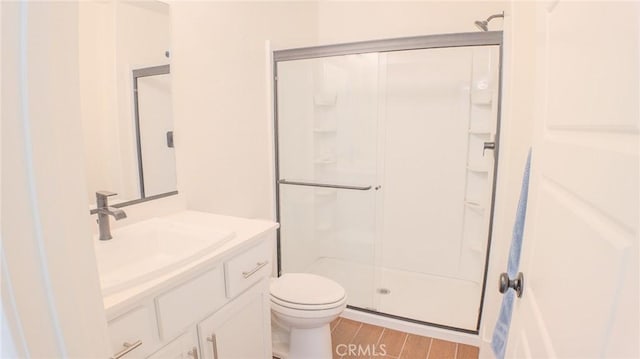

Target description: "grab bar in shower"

left=279, top=179, right=372, bottom=191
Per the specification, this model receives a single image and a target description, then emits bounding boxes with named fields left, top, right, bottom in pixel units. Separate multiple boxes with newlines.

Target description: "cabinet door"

left=198, top=281, right=271, bottom=359
left=147, top=331, right=199, bottom=359
left=107, top=305, right=157, bottom=358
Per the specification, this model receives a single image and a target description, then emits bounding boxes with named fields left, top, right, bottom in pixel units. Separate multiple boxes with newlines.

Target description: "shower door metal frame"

left=272, top=31, right=504, bottom=334
left=132, top=64, right=171, bottom=199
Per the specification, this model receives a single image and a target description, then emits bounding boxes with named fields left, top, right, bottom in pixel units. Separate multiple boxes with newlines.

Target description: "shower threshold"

left=305, top=257, right=482, bottom=331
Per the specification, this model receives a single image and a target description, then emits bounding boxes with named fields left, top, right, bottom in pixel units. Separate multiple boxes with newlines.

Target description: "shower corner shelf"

left=467, top=164, right=489, bottom=173
left=464, top=201, right=485, bottom=211
left=468, top=129, right=491, bottom=135
left=467, top=242, right=484, bottom=253
left=471, top=89, right=493, bottom=105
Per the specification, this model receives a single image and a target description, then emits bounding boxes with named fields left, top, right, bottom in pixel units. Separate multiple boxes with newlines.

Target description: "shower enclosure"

left=274, top=32, right=502, bottom=332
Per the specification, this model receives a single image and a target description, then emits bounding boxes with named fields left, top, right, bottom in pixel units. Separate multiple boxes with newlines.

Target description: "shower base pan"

left=306, top=257, right=481, bottom=331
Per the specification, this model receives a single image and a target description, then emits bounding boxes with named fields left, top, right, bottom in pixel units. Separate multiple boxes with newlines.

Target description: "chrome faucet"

left=96, top=191, right=127, bottom=240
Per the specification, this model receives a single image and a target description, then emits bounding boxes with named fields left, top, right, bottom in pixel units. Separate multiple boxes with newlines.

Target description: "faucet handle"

left=96, top=190, right=118, bottom=198
left=96, top=191, right=118, bottom=207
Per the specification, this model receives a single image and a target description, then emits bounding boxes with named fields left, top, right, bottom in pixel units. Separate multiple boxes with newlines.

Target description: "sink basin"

left=94, top=217, right=235, bottom=295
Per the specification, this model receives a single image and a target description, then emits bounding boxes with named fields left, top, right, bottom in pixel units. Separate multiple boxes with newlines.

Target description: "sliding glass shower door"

left=275, top=33, right=502, bottom=332
left=375, top=45, right=499, bottom=330
left=277, top=53, right=380, bottom=310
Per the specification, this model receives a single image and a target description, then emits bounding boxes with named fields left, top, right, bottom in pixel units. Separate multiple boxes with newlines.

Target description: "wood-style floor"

left=330, top=317, right=479, bottom=359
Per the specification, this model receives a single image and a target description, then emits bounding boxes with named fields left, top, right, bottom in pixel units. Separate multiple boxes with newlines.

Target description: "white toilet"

left=270, top=273, right=347, bottom=359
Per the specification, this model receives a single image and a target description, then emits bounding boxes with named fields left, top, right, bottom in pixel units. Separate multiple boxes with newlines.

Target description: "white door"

left=505, top=1, right=639, bottom=358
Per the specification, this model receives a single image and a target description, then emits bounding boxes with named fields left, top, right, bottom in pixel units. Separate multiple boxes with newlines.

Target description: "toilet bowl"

left=270, top=273, right=347, bottom=359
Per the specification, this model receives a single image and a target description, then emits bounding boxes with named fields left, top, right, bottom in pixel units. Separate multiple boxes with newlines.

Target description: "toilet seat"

left=271, top=294, right=346, bottom=311
left=271, top=296, right=347, bottom=321
left=270, top=273, right=346, bottom=311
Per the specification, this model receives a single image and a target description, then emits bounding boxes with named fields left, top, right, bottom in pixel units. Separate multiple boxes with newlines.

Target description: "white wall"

left=79, top=0, right=171, bottom=205
left=79, top=1, right=120, bottom=205
left=171, top=2, right=319, bottom=219
left=317, top=1, right=505, bottom=44
left=2, top=2, right=110, bottom=356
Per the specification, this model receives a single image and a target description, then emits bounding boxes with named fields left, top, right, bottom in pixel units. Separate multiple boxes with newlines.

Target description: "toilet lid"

left=271, top=273, right=346, bottom=306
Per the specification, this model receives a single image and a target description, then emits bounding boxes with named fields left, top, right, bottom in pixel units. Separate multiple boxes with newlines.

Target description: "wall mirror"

left=79, top=0, right=177, bottom=208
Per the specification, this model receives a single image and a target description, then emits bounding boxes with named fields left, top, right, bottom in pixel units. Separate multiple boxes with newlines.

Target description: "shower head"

left=475, top=12, right=504, bottom=32
left=475, top=20, right=488, bottom=31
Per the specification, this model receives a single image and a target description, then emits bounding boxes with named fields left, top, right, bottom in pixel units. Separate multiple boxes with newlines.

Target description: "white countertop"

left=101, top=210, right=278, bottom=318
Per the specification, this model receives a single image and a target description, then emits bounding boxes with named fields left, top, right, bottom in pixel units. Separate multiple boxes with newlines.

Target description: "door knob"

left=499, top=272, right=524, bottom=297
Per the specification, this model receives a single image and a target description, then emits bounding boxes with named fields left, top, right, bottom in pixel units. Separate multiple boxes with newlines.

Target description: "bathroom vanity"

left=98, top=211, right=278, bottom=359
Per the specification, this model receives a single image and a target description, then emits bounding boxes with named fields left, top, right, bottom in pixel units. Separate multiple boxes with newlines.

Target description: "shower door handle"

left=279, top=179, right=372, bottom=191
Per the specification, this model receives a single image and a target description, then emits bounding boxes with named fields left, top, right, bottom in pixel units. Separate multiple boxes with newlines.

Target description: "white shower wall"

left=380, top=47, right=472, bottom=279
left=381, top=46, right=499, bottom=284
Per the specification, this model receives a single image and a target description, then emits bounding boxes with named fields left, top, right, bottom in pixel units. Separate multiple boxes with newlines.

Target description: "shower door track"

left=273, top=31, right=502, bottom=61
left=273, top=30, right=504, bottom=335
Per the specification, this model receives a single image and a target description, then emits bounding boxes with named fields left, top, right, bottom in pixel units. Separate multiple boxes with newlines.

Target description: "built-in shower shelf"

left=467, top=243, right=484, bottom=253
left=468, top=129, right=491, bottom=135
left=464, top=201, right=485, bottom=212
left=471, top=89, right=493, bottom=105
left=467, top=164, right=489, bottom=173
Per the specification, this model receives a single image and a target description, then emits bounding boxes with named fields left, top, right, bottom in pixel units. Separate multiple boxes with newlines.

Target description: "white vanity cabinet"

left=107, top=305, right=159, bottom=358
left=154, top=266, right=227, bottom=341
left=197, top=281, right=271, bottom=359
left=146, top=331, right=198, bottom=359
left=105, top=227, right=275, bottom=359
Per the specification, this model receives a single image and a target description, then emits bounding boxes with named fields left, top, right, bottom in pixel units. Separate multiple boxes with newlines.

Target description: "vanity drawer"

left=224, top=239, right=272, bottom=298
left=107, top=306, right=156, bottom=358
left=155, top=266, right=226, bottom=341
